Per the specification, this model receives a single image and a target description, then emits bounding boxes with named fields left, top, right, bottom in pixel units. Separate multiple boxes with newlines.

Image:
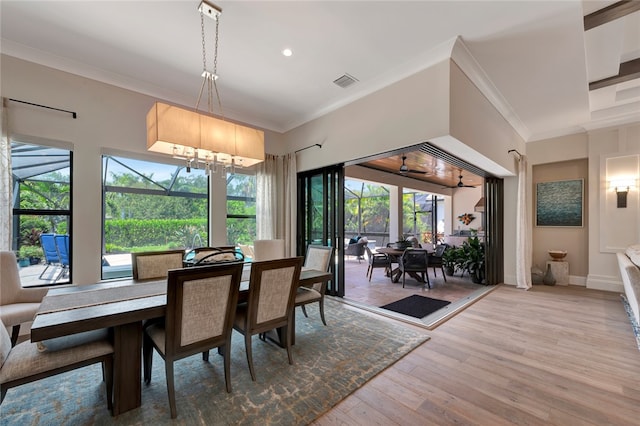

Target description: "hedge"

left=104, top=218, right=207, bottom=251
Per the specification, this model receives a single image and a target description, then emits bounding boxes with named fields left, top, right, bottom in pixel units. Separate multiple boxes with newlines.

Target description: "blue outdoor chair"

left=54, top=234, right=70, bottom=281
left=38, top=233, right=60, bottom=279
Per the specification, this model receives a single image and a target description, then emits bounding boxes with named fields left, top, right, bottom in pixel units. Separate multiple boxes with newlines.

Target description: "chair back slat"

left=40, top=234, right=60, bottom=263
left=401, top=249, right=429, bottom=270
left=54, top=235, right=70, bottom=266
left=165, top=263, right=242, bottom=354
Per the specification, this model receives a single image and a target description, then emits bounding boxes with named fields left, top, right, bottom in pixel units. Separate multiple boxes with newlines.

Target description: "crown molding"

left=450, top=37, right=531, bottom=142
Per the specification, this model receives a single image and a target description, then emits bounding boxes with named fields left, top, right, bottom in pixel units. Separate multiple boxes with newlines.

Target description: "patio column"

left=389, top=185, right=402, bottom=243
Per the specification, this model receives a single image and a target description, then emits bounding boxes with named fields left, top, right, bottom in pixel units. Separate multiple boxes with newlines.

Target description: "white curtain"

left=0, top=98, right=12, bottom=251
left=515, top=154, right=532, bottom=290
left=256, top=153, right=297, bottom=256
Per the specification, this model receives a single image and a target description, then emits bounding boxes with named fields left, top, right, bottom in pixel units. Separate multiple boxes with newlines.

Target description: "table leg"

left=112, top=322, right=142, bottom=415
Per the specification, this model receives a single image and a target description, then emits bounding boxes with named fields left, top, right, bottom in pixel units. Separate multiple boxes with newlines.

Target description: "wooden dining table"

left=30, top=267, right=332, bottom=416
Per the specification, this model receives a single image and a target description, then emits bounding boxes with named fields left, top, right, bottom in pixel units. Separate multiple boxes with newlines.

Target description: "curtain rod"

left=9, top=98, right=77, bottom=119
left=508, top=149, right=522, bottom=159
left=294, top=143, right=322, bottom=154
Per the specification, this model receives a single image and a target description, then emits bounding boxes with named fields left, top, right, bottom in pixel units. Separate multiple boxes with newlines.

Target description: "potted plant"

left=460, top=232, right=485, bottom=284
left=392, top=235, right=413, bottom=250
left=19, top=245, right=43, bottom=265
left=441, top=246, right=458, bottom=276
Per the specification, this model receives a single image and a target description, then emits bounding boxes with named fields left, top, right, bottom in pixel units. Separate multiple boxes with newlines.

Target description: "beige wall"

left=527, top=124, right=640, bottom=292
left=285, top=60, right=452, bottom=172
left=531, top=159, right=589, bottom=280
left=2, top=55, right=283, bottom=284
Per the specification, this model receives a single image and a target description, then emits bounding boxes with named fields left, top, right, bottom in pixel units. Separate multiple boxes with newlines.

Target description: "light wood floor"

left=313, top=284, right=640, bottom=425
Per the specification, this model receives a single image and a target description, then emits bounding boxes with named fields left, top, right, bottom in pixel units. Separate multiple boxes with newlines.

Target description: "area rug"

left=621, top=294, right=640, bottom=351
left=380, top=294, right=451, bottom=319
left=0, top=299, right=429, bottom=425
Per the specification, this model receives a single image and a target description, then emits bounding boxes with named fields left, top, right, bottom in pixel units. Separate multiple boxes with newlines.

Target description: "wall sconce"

left=616, top=186, right=629, bottom=208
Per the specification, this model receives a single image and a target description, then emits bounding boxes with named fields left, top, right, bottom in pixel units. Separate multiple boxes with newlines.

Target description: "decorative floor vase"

left=543, top=264, right=556, bottom=286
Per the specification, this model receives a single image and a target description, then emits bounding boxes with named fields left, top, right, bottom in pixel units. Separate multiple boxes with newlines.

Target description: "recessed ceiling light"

left=282, top=48, right=293, bottom=57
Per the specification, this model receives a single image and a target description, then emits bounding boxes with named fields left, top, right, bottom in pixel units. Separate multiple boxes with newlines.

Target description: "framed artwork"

left=536, top=179, right=584, bottom=227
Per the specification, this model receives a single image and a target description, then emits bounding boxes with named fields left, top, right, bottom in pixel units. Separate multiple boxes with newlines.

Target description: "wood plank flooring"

left=313, top=284, right=640, bottom=425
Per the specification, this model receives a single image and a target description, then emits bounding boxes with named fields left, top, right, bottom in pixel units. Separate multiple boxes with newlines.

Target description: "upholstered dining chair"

left=398, top=248, right=431, bottom=289
left=252, top=239, right=285, bottom=261
left=0, top=251, right=49, bottom=346
left=295, top=245, right=334, bottom=325
left=0, top=318, right=114, bottom=412
left=364, top=245, right=391, bottom=282
left=142, top=263, right=243, bottom=419
left=233, top=257, right=303, bottom=381
left=131, top=249, right=185, bottom=281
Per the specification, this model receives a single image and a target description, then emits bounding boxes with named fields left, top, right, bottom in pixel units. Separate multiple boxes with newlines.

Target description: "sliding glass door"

left=297, top=165, right=344, bottom=296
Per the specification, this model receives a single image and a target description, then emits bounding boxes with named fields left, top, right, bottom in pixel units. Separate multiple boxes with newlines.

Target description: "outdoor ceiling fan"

left=398, top=155, right=428, bottom=175
left=444, top=172, right=478, bottom=188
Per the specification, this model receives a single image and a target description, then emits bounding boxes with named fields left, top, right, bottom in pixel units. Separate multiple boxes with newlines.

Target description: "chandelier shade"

left=147, top=101, right=265, bottom=168
left=145, top=2, right=265, bottom=172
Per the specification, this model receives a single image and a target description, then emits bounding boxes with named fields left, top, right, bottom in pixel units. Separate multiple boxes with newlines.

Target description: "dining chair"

left=364, top=246, right=390, bottom=282
left=0, top=318, right=114, bottom=413
left=131, top=249, right=185, bottom=280
left=252, top=239, right=285, bottom=261
left=38, top=233, right=60, bottom=279
left=0, top=251, right=49, bottom=346
left=142, top=263, right=243, bottom=419
left=428, top=244, right=448, bottom=282
left=233, top=257, right=303, bottom=381
left=295, top=245, right=334, bottom=325
left=53, top=234, right=70, bottom=281
left=398, top=248, right=431, bottom=289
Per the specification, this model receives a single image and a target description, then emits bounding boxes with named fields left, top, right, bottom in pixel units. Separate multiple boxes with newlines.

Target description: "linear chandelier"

left=146, top=1, right=264, bottom=175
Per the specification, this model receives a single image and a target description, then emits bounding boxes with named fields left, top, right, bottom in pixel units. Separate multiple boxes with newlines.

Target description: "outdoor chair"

left=364, top=246, right=390, bottom=282
left=233, top=257, right=303, bottom=381
left=345, top=238, right=366, bottom=262
left=295, top=245, right=334, bottom=325
left=53, top=234, right=70, bottom=281
left=428, top=244, right=448, bottom=282
left=143, top=263, right=243, bottom=419
left=398, top=248, right=431, bottom=289
left=0, top=318, right=114, bottom=412
left=131, top=249, right=185, bottom=281
left=38, top=233, right=60, bottom=280
left=0, top=251, right=49, bottom=346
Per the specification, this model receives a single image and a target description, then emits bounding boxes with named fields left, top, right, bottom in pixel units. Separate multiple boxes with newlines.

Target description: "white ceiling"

left=1, top=1, right=639, bottom=141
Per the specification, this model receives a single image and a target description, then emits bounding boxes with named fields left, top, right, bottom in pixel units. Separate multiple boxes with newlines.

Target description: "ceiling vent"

left=333, top=73, right=359, bottom=89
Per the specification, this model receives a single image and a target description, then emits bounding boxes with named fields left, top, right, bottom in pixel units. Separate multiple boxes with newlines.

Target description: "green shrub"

left=104, top=219, right=208, bottom=251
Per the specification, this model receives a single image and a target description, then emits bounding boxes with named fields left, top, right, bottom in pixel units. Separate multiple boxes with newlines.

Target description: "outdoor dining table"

left=30, top=266, right=331, bottom=415
left=376, top=247, right=431, bottom=283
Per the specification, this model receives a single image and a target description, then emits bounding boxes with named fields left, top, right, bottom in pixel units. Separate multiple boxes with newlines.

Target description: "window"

left=345, top=179, right=390, bottom=246
left=402, top=189, right=444, bottom=246
left=101, top=155, right=208, bottom=279
left=11, top=141, right=72, bottom=287
left=226, top=172, right=256, bottom=245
